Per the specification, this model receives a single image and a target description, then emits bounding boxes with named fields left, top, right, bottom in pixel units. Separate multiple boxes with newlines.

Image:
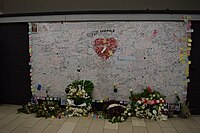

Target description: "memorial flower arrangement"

left=106, top=104, right=133, bottom=123
left=17, top=101, right=64, bottom=118
left=130, top=86, right=168, bottom=121
left=102, top=100, right=133, bottom=123
left=65, top=80, right=94, bottom=117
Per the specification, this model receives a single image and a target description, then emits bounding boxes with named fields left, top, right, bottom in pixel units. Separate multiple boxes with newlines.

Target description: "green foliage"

left=17, top=102, right=38, bottom=114
left=68, top=80, right=94, bottom=97
left=18, top=101, right=64, bottom=118
left=36, top=101, right=63, bottom=118
left=82, top=80, right=94, bottom=96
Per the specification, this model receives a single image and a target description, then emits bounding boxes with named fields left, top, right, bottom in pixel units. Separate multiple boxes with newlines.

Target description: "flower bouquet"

left=130, top=86, right=168, bottom=121
left=103, top=100, right=133, bottom=123
left=17, top=101, right=64, bottom=118
left=65, top=80, right=94, bottom=117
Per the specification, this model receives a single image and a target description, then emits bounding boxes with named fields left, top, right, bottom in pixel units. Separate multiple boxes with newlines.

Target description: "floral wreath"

left=130, top=86, right=168, bottom=121
left=65, top=80, right=94, bottom=117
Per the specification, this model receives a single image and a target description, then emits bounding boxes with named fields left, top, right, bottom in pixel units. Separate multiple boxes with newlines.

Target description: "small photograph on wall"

left=32, top=23, right=38, bottom=33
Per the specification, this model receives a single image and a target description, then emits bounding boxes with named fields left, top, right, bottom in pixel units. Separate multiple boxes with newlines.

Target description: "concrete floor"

left=0, top=104, right=200, bottom=133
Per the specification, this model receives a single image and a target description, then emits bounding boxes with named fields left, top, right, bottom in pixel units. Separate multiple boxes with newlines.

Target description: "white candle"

left=101, top=46, right=107, bottom=53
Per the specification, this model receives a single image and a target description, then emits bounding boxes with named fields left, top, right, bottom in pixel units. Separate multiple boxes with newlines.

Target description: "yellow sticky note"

left=188, top=38, right=192, bottom=43
left=188, top=61, right=191, bottom=64
left=188, top=43, right=191, bottom=46
left=31, top=89, right=34, bottom=92
left=100, top=100, right=103, bottom=103
left=188, top=79, right=190, bottom=82
left=187, top=47, right=191, bottom=50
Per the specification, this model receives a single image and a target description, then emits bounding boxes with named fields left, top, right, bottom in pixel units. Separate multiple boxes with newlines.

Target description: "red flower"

left=147, top=86, right=152, bottom=93
left=132, top=98, right=138, bottom=101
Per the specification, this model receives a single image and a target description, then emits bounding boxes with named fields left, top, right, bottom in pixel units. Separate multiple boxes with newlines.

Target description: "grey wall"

left=30, top=22, right=189, bottom=102
left=0, top=0, right=200, bottom=14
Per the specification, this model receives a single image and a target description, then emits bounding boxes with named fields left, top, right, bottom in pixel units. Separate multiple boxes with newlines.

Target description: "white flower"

left=153, top=110, right=157, bottom=114
left=112, top=116, right=116, bottom=122
left=136, top=112, right=140, bottom=116
left=160, top=98, right=163, bottom=100
left=142, top=105, right=145, bottom=109
left=164, top=108, right=168, bottom=111
left=128, top=113, right=132, bottom=116
left=87, top=106, right=92, bottom=111
left=78, top=85, right=82, bottom=90
left=151, top=116, right=155, bottom=120
left=68, top=114, right=73, bottom=117
left=71, top=88, right=76, bottom=93
left=137, top=101, right=142, bottom=104
left=121, top=117, right=125, bottom=121
left=153, top=94, right=156, bottom=97
left=107, top=104, right=126, bottom=110
left=148, top=112, right=152, bottom=116
left=130, top=89, right=133, bottom=92
left=77, top=109, right=83, bottom=113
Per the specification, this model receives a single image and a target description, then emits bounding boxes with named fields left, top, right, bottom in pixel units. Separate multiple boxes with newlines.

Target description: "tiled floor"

left=0, top=104, right=200, bottom=133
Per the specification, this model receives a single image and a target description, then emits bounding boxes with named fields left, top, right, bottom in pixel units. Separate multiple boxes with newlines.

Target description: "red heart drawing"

left=93, top=38, right=117, bottom=60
